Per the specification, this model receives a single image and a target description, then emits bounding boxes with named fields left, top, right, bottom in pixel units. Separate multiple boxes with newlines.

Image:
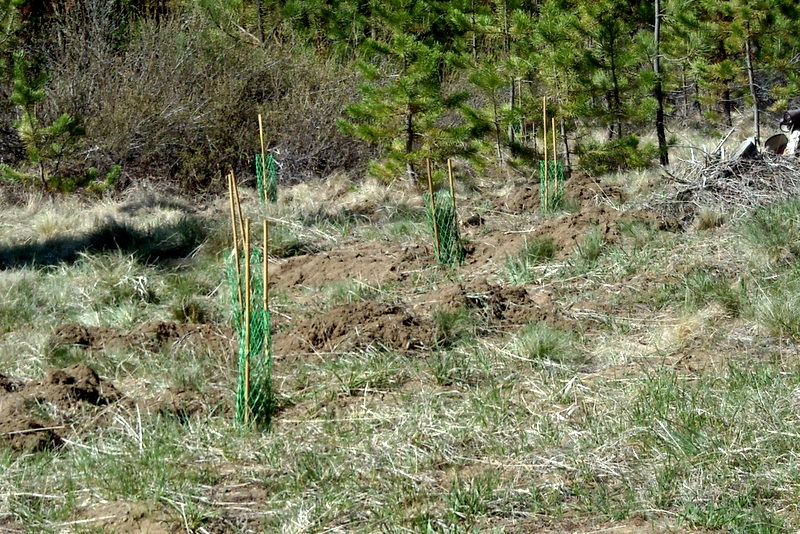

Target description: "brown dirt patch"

left=536, top=204, right=623, bottom=256
left=500, top=516, right=690, bottom=533
left=51, top=321, right=233, bottom=355
left=72, top=501, right=178, bottom=533
left=148, top=386, right=229, bottom=421
left=501, top=173, right=627, bottom=213
left=0, top=364, right=121, bottom=453
left=273, top=301, right=433, bottom=355
left=468, top=206, right=670, bottom=269
left=271, top=240, right=430, bottom=290
left=419, top=279, right=568, bottom=328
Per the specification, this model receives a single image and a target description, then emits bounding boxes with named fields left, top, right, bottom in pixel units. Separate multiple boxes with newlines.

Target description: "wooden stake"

left=231, top=172, right=245, bottom=244
left=243, top=218, right=252, bottom=425
left=552, top=116, right=557, bottom=165
left=447, top=158, right=457, bottom=216
left=258, top=114, right=267, bottom=204
left=262, top=219, right=269, bottom=317
left=426, top=158, right=441, bottom=257
left=542, top=97, right=549, bottom=212
left=227, top=173, right=243, bottom=310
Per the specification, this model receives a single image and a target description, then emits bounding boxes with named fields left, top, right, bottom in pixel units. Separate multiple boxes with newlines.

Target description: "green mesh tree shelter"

left=226, top=247, right=274, bottom=428
left=255, top=153, right=278, bottom=204
left=539, top=160, right=564, bottom=213
left=424, top=189, right=465, bottom=265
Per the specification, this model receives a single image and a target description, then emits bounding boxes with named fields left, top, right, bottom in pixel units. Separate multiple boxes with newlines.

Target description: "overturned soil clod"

left=271, top=241, right=429, bottom=289
left=421, top=279, right=568, bottom=328
left=51, top=321, right=233, bottom=355
left=273, top=301, right=433, bottom=355
left=0, top=364, right=121, bottom=453
left=502, top=173, right=627, bottom=213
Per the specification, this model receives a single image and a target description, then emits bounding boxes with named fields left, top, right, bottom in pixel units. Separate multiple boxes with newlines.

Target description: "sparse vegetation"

left=503, top=237, right=556, bottom=285
left=4, top=0, right=800, bottom=531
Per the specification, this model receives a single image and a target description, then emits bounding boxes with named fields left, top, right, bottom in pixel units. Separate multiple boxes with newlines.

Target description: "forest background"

left=0, top=0, right=798, bottom=191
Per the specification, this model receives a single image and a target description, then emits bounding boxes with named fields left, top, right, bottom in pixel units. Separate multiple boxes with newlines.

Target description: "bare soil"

left=51, top=320, right=234, bottom=355
left=0, top=364, right=120, bottom=452
left=271, top=240, right=430, bottom=289
left=72, top=501, right=178, bottom=533
left=273, top=300, right=433, bottom=355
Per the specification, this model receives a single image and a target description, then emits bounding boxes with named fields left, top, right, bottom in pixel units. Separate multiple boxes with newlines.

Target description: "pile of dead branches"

left=649, top=153, right=800, bottom=227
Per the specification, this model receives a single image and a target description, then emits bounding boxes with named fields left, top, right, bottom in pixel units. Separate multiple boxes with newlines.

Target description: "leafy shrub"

left=576, top=135, right=657, bottom=176
left=42, top=2, right=373, bottom=188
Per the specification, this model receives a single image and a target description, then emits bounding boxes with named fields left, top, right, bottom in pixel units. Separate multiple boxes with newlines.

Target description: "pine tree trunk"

left=682, top=66, right=689, bottom=117
left=560, top=117, right=571, bottom=178
left=722, top=88, right=732, bottom=127
left=654, top=0, right=668, bottom=166
left=745, top=31, right=759, bottom=147
left=256, top=0, right=266, bottom=44
left=406, top=107, right=415, bottom=181
left=493, top=95, right=504, bottom=165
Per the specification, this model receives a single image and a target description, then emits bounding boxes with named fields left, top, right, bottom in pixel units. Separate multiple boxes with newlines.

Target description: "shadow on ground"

left=0, top=215, right=210, bottom=269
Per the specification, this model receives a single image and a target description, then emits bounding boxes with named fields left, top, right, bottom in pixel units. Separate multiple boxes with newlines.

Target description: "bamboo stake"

left=227, top=173, right=244, bottom=310
left=542, top=97, right=549, bottom=212
left=258, top=114, right=267, bottom=204
left=231, top=172, right=245, bottom=244
left=243, top=218, right=252, bottom=425
left=552, top=116, right=558, bottom=210
left=426, top=158, right=441, bottom=258
left=447, top=159, right=457, bottom=216
left=262, top=219, right=269, bottom=316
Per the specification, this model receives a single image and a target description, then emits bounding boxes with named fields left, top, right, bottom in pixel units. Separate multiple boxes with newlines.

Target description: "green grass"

left=503, top=237, right=556, bottom=285
left=739, top=196, right=800, bottom=263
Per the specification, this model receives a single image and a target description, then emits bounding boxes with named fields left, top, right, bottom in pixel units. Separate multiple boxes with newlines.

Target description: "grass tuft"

left=503, top=237, right=556, bottom=285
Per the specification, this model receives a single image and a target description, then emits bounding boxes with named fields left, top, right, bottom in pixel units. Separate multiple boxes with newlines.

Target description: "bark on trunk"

left=654, top=0, right=669, bottom=166
left=745, top=31, right=760, bottom=148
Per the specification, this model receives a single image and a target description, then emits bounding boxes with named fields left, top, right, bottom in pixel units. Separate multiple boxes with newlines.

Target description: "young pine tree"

left=9, top=51, right=84, bottom=190
left=338, top=0, right=470, bottom=182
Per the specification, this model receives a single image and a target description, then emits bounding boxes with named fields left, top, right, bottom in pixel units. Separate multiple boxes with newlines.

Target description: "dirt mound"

left=536, top=204, right=622, bottom=255
left=502, top=173, right=626, bottom=213
left=469, top=205, right=671, bottom=269
left=72, top=502, right=177, bottom=533
left=273, top=301, right=432, bottom=355
left=271, top=241, right=429, bottom=290
left=0, top=364, right=121, bottom=452
left=149, top=386, right=224, bottom=421
left=421, top=279, right=566, bottom=327
left=52, top=321, right=233, bottom=355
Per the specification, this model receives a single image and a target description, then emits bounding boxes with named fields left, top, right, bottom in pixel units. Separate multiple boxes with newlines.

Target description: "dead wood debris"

left=648, top=154, right=800, bottom=227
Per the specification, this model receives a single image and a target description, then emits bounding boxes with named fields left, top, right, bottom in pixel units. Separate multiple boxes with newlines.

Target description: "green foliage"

left=8, top=50, right=84, bottom=190
left=513, top=322, right=577, bottom=364
left=574, top=227, right=606, bottom=267
left=681, top=267, right=747, bottom=316
left=338, top=0, right=471, bottom=182
left=576, top=135, right=657, bottom=176
left=432, top=308, right=476, bottom=349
